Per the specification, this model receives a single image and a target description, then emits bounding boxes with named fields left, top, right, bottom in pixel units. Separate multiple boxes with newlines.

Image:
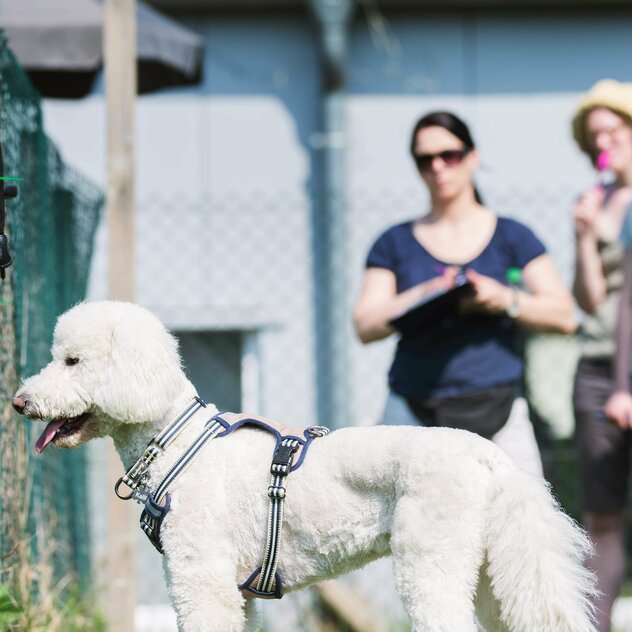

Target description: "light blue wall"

left=349, top=10, right=632, bottom=95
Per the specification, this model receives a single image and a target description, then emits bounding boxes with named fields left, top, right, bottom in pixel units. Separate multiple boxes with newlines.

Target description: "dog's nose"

left=12, top=394, right=29, bottom=414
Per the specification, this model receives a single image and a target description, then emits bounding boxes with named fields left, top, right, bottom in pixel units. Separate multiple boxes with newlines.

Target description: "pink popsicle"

left=596, top=150, right=610, bottom=171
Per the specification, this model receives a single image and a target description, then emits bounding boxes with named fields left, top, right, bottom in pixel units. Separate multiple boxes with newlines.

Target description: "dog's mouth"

left=35, top=413, right=90, bottom=453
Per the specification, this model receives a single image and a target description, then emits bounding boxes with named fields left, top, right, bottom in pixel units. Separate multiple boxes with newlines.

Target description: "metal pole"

left=308, top=0, right=354, bottom=430
left=104, top=1, right=137, bottom=629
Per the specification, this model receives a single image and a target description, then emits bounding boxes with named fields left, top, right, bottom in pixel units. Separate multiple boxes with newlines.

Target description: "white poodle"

left=12, top=301, right=596, bottom=632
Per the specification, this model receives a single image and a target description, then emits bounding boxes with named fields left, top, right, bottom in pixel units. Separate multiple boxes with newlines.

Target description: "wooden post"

left=103, top=1, right=137, bottom=630
left=315, top=581, right=388, bottom=632
left=106, top=0, right=135, bottom=301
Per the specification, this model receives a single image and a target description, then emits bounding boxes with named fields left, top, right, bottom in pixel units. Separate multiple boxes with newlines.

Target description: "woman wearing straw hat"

left=572, top=78, right=632, bottom=632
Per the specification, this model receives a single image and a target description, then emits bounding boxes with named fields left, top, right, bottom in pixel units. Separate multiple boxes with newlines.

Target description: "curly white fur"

left=14, top=301, right=596, bottom=632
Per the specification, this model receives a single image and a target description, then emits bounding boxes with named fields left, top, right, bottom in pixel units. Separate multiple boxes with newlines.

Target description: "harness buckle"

left=140, top=494, right=171, bottom=554
left=132, top=486, right=150, bottom=505
left=268, top=484, right=286, bottom=499
left=126, top=461, right=147, bottom=482
left=119, top=446, right=163, bottom=496
left=270, top=443, right=298, bottom=475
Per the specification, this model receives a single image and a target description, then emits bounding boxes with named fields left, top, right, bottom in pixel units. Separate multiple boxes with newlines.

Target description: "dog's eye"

left=65, top=357, right=80, bottom=366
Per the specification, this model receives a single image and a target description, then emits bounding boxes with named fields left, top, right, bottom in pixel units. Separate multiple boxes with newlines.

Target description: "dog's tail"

left=483, top=462, right=597, bottom=632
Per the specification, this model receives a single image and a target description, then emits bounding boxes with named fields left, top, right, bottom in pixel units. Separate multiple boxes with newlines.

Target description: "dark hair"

left=410, top=111, right=483, bottom=204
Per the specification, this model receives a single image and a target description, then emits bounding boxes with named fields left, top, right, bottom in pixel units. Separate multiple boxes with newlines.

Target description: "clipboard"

left=389, top=275, right=474, bottom=335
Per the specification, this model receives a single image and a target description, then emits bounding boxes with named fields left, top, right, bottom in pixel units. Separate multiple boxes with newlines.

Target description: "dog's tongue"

left=35, top=419, right=66, bottom=453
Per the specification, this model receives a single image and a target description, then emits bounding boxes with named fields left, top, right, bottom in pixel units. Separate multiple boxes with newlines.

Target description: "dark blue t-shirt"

left=366, top=217, right=546, bottom=398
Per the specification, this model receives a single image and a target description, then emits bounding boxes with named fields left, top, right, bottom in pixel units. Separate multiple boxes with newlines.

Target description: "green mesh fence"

left=0, top=31, right=103, bottom=599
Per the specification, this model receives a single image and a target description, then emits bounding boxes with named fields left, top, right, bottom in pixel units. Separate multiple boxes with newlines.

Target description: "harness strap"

left=236, top=423, right=329, bottom=598
left=140, top=415, right=226, bottom=552
left=153, top=417, right=224, bottom=503
left=115, top=396, right=206, bottom=500
left=124, top=406, right=329, bottom=598
left=258, top=437, right=298, bottom=594
left=214, top=412, right=324, bottom=471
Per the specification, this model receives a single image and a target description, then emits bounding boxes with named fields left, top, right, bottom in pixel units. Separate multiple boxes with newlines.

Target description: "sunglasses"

left=413, top=147, right=471, bottom=172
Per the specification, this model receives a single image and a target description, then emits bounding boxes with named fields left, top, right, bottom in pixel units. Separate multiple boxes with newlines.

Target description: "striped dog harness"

left=115, top=397, right=329, bottom=599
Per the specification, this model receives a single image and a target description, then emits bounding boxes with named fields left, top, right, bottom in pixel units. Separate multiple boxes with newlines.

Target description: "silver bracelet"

left=506, top=288, right=521, bottom=319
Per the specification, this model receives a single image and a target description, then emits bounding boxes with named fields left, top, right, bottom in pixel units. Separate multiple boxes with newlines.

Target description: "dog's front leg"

left=243, top=599, right=260, bottom=632
left=165, top=556, right=247, bottom=632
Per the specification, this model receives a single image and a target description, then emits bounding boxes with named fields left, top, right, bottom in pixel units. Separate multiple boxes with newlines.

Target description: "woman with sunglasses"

left=353, top=110, right=575, bottom=477
left=571, top=80, right=632, bottom=632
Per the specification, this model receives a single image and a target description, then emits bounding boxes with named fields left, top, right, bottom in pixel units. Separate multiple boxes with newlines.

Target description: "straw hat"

left=572, top=79, right=632, bottom=154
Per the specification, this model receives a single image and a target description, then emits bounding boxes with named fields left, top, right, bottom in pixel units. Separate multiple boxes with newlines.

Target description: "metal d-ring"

left=114, top=477, right=135, bottom=500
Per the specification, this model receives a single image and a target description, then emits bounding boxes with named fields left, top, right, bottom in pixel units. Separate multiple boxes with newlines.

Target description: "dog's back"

left=272, top=426, right=596, bottom=631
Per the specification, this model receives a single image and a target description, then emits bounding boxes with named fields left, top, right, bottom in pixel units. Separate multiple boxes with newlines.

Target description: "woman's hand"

left=572, top=187, right=608, bottom=313
left=424, top=265, right=461, bottom=296
left=460, top=269, right=513, bottom=315
left=353, top=266, right=461, bottom=343
left=456, top=257, right=576, bottom=333
left=604, top=391, right=632, bottom=430
left=573, top=187, right=605, bottom=238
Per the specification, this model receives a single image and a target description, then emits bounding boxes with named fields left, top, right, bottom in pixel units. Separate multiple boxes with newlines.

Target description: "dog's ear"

left=91, top=306, right=188, bottom=423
